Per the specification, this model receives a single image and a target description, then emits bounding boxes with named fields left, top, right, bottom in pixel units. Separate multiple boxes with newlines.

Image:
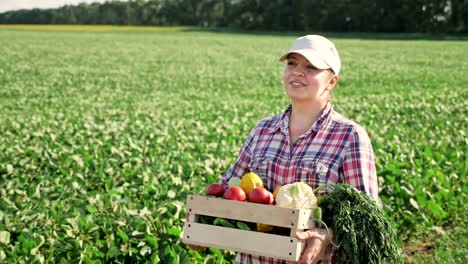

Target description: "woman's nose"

left=292, top=69, right=305, bottom=77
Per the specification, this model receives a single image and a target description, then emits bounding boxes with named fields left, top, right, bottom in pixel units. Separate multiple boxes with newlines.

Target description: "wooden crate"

left=182, top=195, right=315, bottom=261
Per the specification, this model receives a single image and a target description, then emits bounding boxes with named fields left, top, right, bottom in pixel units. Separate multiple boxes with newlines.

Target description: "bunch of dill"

left=317, top=184, right=403, bottom=264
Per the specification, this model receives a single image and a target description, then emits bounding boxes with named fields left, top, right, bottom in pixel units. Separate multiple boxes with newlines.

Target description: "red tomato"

left=249, top=187, right=273, bottom=204
left=223, top=186, right=246, bottom=201
left=206, top=183, right=225, bottom=197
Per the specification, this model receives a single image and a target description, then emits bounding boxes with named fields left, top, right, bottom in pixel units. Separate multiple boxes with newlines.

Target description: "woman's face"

left=283, top=53, right=337, bottom=105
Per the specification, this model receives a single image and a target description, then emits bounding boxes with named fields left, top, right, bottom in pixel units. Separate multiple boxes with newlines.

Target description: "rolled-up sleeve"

left=221, top=127, right=256, bottom=188
left=341, top=126, right=379, bottom=202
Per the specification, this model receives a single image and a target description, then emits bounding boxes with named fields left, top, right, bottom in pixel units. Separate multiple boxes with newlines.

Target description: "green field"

left=0, top=26, right=467, bottom=263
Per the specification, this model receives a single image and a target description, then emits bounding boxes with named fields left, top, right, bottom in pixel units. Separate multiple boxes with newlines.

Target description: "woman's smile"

left=289, top=80, right=307, bottom=87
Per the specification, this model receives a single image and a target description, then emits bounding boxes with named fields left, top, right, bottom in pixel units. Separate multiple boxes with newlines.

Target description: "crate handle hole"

left=188, top=224, right=191, bottom=227
left=187, top=236, right=190, bottom=239
left=292, top=211, right=295, bottom=214
left=289, top=252, right=292, bottom=256
left=189, top=209, right=192, bottom=212
left=190, top=197, right=193, bottom=200
left=290, top=223, right=294, bottom=226
left=290, top=239, right=293, bottom=243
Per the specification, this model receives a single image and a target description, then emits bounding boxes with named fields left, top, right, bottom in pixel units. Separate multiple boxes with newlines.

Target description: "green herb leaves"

left=318, top=184, right=402, bottom=264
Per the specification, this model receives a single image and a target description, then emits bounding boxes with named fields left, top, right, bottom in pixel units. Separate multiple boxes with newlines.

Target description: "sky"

left=0, top=0, right=108, bottom=13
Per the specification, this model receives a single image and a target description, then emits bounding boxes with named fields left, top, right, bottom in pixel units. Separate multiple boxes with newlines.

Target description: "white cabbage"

left=275, top=182, right=317, bottom=209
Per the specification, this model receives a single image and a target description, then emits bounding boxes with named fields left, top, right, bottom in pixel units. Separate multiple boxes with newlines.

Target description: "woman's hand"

left=294, top=228, right=333, bottom=264
left=186, top=244, right=206, bottom=251
left=184, top=212, right=207, bottom=251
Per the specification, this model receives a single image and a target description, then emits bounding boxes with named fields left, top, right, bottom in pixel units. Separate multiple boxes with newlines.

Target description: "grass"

left=0, top=24, right=195, bottom=31
left=0, top=25, right=466, bottom=263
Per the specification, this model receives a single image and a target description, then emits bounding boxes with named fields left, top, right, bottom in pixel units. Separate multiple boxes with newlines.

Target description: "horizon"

left=0, top=0, right=107, bottom=13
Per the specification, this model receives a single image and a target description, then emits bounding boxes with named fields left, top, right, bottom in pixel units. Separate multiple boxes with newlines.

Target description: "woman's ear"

left=328, top=74, right=339, bottom=90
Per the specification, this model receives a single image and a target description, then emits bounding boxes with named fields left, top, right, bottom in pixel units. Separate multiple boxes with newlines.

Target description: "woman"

left=189, top=35, right=379, bottom=264
left=222, top=35, right=378, bottom=264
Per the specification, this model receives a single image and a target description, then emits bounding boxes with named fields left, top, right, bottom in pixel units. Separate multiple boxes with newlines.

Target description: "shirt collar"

left=268, top=105, right=290, bottom=134
left=269, top=103, right=333, bottom=135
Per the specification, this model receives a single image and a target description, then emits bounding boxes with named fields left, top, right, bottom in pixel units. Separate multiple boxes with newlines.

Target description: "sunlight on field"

left=0, top=29, right=466, bottom=263
left=0, top=24, right=195, bottom=31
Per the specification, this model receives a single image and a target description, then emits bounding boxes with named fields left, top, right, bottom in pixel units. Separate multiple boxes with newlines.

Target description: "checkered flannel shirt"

left=221, top=103, right=379, bottom=264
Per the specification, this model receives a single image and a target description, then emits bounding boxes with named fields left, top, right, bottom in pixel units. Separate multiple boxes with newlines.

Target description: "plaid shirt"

left=221, top=103, right=379, bottom=264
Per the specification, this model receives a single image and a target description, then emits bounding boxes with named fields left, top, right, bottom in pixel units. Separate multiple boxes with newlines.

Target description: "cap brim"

left=279, top=50, right=330, bottom=70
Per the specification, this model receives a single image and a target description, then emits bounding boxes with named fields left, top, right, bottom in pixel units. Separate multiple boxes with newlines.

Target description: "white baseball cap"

left=279, top=35, right=341, bottom=75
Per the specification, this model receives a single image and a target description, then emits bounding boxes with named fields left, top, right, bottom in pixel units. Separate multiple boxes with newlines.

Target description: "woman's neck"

left=289, top=101, right=327, bottom=134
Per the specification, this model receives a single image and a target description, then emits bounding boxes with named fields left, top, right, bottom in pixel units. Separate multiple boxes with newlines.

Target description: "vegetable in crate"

left=275, top=182, right=317, bottom=209
left=224, top=186, right=246, bottom=201
left=249, top=187, right=274, bottom=204
left=317, top=184, right=402, bottom=263
left=273, top=182, right=321, bottom=235
left=213, top=217, right=236, bottom=228
left=206, top=183, right=225, bottom=197
left=199, top=215, right=215, bottom=225
left=239, top=172, right=263, bottom=196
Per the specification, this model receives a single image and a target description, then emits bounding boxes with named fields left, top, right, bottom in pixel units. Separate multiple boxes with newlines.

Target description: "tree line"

left=0, top=0, right=466, bottom=33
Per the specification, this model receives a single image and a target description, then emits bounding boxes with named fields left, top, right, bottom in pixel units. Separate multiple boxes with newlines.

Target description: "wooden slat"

left=182, top=222, right=304, bottom=261
left=186, top=195, right=315, bottom=229
left=296, top=209, right=315, bottom=229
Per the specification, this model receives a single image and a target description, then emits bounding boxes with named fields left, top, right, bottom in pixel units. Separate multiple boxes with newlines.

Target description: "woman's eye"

left=307, top=65, right=318, bottom=70
left=287, top=61, right=295, bottom=66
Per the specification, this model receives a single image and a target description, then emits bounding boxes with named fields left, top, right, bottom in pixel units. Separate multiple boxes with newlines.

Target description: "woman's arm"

left=342, top=126, right=379, bottom=201
left=296, top=126, right=379, bottom=263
